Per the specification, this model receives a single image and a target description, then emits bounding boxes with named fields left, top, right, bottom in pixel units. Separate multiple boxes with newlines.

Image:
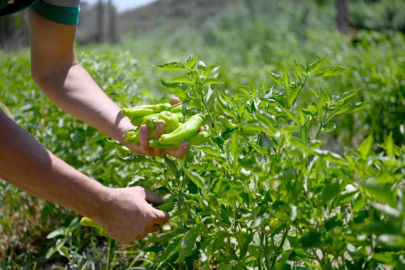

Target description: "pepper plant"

left=83, top=56, right=405, bottom=269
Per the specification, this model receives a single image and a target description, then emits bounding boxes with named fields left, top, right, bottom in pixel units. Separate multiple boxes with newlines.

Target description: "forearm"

left=33, top=63, right=134, bottom=144
left=0, top=113, right=109, bottom=220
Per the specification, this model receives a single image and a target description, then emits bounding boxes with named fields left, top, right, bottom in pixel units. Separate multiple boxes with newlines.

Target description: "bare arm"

left=28, top=10, right=188, bottom=158
left=0, top=113, right=168, bottom=244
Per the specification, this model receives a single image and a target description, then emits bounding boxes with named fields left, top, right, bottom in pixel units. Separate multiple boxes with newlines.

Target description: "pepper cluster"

left=121, top=103, right=209, bottom=149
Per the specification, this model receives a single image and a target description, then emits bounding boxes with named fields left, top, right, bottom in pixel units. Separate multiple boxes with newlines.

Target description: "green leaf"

left=377, top=235, right=405, bottom=249
left=316, top=87, right=325, bottom=114
left=217, top=265, right=233, bottom=270
left=359, top=134, right=373, bottom=159
left=316, top=66, right=349, bottom=77
left=287, top=87, right=301, bottom=107
left=156, top=235, right=184, bottom=269
left=333, top=89, right=361, bottom=103
left=183, top=167, right=206, bottom=192
left=164, top=156, right=178, bottom=177
left=321, top=182, right=341, bottom=205
left=267, top=71, right=284, bottom=88
left=275, top=249, right=293, bottom=270
left=186, top=55, right=199, bottom=69
left=312, top=149, right=347, bottom=165
left=169, top=76, right=194, bottom=84
left=194, top=145, right=222, bottom=157
left=371, top=202, right=401, bottom=218
left=300, top=230, right=322, bottom=248
left=47, top=227, right=65, bottom=239
left=322, top=123, right=336, bottom=133
left=385, top=132, right=394, bottom=159
left=309, top=55, right=328, bottom=73
left=154, top=62, right=186, bottom=71
left=203, top=78, right=224, bottom=86
left=361, top=182, right=395, bottom=206
left=335, top=101, right=372, bottom=115
left=281, top=107, right=300, bottom=124
left=239, top=232, right=254, bottom=261
left=283, top=67, right=290, bottom=90
left=176, top=227, right=199, bottom=262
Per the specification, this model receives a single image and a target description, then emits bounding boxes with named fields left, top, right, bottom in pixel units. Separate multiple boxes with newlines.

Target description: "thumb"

left=144, top=189, right=164, bottom=205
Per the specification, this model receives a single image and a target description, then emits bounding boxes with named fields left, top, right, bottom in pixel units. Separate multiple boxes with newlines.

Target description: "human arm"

left=0, top=112, right=168, bottom=244
left=28, top=10, right=188, bottom=157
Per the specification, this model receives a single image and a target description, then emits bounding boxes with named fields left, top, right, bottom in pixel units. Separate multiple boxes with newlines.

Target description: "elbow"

left=31, top=61, right=79, bottom=92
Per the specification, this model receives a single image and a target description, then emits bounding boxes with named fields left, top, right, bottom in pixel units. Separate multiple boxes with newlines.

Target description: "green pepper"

left=158, top=114, right=205, bottom=145
left=154, top=195, right=175, bottom=212
left=149, top=131, right=210, bottom=149
left=218, top=115, right=237, bottom=129
left=122, top=103, right=182, bottom=119
left=158, top=111, right=181, bottom=134
left=188, top=131, right=210, bottom=145
left=80, top=217, right=102, bottom=229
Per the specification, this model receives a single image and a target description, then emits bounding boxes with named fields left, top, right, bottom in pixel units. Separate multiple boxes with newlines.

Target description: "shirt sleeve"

left=30, top=0, right=80, bottom=25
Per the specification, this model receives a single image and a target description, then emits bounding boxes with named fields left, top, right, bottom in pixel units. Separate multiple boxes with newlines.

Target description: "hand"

left=122, top=97, right=191, bottom=158
left=95, top=186, right=169, bottom=244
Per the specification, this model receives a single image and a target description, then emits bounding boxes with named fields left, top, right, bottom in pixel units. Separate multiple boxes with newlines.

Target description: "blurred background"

left=1, top=0, right=405, bottom=268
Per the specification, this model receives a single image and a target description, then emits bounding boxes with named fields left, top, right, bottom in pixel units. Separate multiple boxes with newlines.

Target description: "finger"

left=153, top=209, right=170, bottom=225
left=153, top=122, right=166, bottom=156
left=169, top=97, right=181, bottom=105
left=138, top=125, right=153, bottom=155
left=148, top=224, right=161, bottom=233
left=136, top=233, right=148, bottom=240
left=144, top=189, right=164, bottom=205
left=166, top=141, right=189, bottom=159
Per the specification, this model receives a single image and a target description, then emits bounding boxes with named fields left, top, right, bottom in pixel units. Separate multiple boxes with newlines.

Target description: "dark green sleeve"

left=30, top=0, right=80, bottom=25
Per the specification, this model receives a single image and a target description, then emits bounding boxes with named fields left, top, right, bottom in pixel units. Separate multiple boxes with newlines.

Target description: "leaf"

left=309, top=55, right=328, bottom=73
left=154, top=62, right=186, bottom=71
left=186, top=55, right=199, bottom=69
left=333, top=89, right=361, bottom=103
left=217, top=265, right=233, bottom=270
left=312, top=149, right=347, bottom=165
left=322, top=123, right=336, bottom=133
left=281, top=107, right=300, bottom=124
left=359, top=134, right=373, bottom=159
left=169, top=76, right=194, bottom=84
left=335, top=101, right=372, bottom=115
left=385, top=132, right=394, bottom=159
left=287, top=87, right=301, bottom=107
left=183, top=167, right=206, bottom=192
left=283, top=67, right=290, bottom=90
left=371, top=202, right=401, bottom=218
left=321, top=182, right=341, bottom=205
left=377, top=235, right=405, bottom=249
left=164, top=156, right=178, bottom=177
left=300, top=231, right=322, bottom=248
left=275, top=249, right=293, bottom=270
left=203, top=78, right=224, bottom=86
left=47, top=227, right=65, bottom=239
left=194, top=145, right=222, bottom=157
left=316, top=87, right=325, bottom=114
left=316, top=66, right=349, bottom=77
left=156, top=235, right=184, bottom=269
left=267, top=71, right=284, bottom=88
left=361, top=182, right=395, bottom=206
left=239, top=232, right=254, bottom=261
left=176, top=227, right=199, bottom=262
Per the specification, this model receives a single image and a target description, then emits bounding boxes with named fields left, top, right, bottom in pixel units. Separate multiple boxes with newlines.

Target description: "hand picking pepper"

left=124, top=111, right=183, bottom=145
left=158, top=114, right=205, bottom=145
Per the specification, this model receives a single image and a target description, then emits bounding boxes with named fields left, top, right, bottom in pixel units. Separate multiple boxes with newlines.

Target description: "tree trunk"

left=336, top=0, right=350, bottom=34
left=96, top=0, right=104, bottom=43
left=108, top=0, right=117, bottom=44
